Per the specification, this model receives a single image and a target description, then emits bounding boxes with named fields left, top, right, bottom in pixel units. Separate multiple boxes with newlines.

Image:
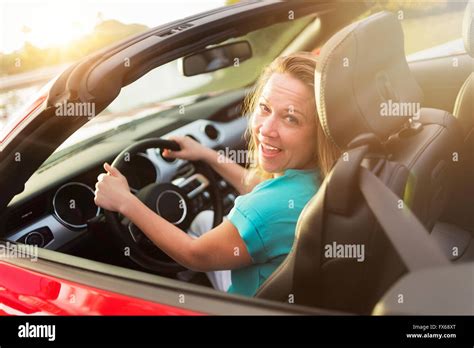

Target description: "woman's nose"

left=259, top=114, right=278, bottom=138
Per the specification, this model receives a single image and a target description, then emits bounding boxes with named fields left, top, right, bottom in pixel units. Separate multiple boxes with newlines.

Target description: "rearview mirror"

left=181, top=41, right=252, bottom=77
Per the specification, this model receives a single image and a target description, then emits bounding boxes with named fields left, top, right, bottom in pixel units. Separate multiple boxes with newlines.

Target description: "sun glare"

left=20, top=4, right=95, bottom=49
left=1, top=0, right=99, bottom=53
left=26, top=18, right=91, bottom=49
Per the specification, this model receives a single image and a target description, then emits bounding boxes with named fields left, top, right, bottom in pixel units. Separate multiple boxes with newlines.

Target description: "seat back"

left=448, top=0, right=474, bottom=231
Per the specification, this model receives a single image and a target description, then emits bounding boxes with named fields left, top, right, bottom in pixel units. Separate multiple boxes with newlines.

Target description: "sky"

left=0, top=0, right=226, bottom=53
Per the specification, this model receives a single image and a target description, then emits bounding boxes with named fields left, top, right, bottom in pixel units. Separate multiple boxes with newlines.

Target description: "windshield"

left=42, top=14, right=315, bottom=164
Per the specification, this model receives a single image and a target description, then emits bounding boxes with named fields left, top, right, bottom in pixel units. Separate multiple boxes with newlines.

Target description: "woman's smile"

left=259, top=141, right=282, bottom=159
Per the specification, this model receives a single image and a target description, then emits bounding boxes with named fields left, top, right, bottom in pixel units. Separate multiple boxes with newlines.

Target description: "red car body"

left=0, top=261, right=200, bottom=315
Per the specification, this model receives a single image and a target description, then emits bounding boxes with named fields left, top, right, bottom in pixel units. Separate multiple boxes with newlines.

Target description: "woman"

left=94, top=52, right=340, bottom=297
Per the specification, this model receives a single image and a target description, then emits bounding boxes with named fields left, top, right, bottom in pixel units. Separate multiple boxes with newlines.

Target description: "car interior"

left=0, top=1, right=473, bottom=314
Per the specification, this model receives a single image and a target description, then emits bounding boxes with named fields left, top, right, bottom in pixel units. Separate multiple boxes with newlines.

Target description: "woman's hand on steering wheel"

left=162, top=135, right=209, bottom=161
left=94, top=162, right=133, bottom=214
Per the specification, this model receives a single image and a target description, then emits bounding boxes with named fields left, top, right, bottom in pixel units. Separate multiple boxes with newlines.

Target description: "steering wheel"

left=104, top=138, right=223, bottom=273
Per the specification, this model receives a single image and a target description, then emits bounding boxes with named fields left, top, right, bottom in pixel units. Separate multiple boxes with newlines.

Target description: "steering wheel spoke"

left=128, top=222, right=145, bottom=243
left=118, top=214, right=144, bottom=244
left=119, top=213, right=131, bottom=227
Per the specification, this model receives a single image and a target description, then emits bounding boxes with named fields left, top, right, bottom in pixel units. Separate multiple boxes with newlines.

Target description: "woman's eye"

left=285, top=115, right=298, bottom=124
left=259, top=103, right=270, bottom=114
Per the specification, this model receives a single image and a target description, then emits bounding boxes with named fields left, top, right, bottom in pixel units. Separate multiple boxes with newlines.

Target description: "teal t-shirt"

left=227, top=168, right=320, bottom=297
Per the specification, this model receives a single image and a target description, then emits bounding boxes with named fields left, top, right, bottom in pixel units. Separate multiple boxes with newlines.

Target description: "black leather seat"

left=446, top=0, right=474, bottom=231
left=255, top=11, right=463, bottom=313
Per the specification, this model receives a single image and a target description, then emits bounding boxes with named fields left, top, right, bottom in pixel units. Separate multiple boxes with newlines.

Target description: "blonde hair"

left=242, top=52, right=340, bottom=186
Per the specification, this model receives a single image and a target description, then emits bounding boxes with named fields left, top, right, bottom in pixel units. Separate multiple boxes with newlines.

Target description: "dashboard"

left=2, top=116, right=247, bottom=252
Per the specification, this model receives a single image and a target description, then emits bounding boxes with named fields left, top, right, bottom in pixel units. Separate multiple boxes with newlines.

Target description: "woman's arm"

left=122, top=193, right=252, bottom=272
left=94, top=163, right=252, bottom=272
left=163, top=136, right=261, bottom=194
left=200, top=146, right=260, bottom=195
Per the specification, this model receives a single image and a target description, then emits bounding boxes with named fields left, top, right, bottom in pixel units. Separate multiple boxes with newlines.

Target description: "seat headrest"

left=315, top=11, right=423, bottom=149
left=463, top=0, right=474, bottom=57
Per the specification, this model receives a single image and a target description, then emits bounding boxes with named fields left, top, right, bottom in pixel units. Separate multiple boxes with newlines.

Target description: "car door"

left=1, top=242, right=338, bottom=315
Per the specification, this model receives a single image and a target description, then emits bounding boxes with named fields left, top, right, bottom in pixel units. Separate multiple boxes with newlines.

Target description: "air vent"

left=174, top=163, right=195, bottom=179
left=203, top=124, right=220, bottom=140
left=158, top=23, right=193, bottom=37
left=6, top=195, right=49, bottom=232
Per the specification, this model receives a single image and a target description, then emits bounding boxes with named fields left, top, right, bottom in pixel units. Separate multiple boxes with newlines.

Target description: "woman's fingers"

left=104, top=162, right=121, bottom=177
left=162, top=135, right=203, bottom=161
left=162, top=148, right=175, bottom=158
left=162, top=135, right=181, bottom=158
left=97, top=172, right=107, bottom=182
left=94, top=164, right=131, bottom=212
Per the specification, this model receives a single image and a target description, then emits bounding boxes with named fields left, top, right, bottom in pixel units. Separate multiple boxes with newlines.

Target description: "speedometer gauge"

left=53, top=182, right=100, bottom=229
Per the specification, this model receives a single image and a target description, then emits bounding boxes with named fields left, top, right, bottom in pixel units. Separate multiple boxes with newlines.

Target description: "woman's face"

left=252, top=72, right=318, bottom=175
